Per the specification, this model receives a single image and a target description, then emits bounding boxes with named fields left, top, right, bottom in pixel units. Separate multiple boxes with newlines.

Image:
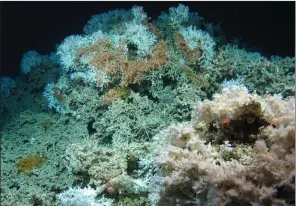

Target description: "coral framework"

left=1, top=4, right=295, bottom=206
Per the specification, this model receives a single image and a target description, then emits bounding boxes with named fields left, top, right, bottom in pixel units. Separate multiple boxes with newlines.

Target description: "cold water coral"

left=154, top=85, right=295, bottom=205
left=1, top=3, right=294, bottom=206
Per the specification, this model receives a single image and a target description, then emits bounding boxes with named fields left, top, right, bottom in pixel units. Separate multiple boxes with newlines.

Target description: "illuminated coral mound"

left=155, top=85, right=295, bottom=205
left=1, top=4, right=294, bottom=206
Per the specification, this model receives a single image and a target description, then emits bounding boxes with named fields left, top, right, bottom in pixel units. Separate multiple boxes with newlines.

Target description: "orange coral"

left=89, top=42, right=126, bottom=75
left=77, top=39, right=168, bottom=86
left=78, top=40, right=126, bottom=75
left=17, top=154, right=47, bottom=175
left=149, top=40, right=168, bottom=68
left=120, top=40, right=168, bottom=85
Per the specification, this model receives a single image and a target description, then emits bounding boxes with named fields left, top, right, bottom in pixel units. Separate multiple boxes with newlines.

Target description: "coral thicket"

left=155, top=85, right=295, bottom=205
left=1, top=4, right=294, bottom=206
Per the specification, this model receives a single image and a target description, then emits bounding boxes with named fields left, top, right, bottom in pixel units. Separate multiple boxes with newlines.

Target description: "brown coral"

left=146, top=23, right=163, bottom=38
left=79, top=40, right=126, bottom=75
left=175, top=31, right=201, bottom=64
left=77, top=39, right=168, bottom=86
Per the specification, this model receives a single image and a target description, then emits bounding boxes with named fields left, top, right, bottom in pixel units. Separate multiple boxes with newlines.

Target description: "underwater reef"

left=1, top=4, right=295, bottom=206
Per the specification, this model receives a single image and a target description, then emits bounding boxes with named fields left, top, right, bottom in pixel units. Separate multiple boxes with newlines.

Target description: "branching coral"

left=154, top=85, right=295, bottom=205
left=179, top=25, right=216, bottom=69
left=175, top=31, right=201, bottom=64
left=5, top=4, right=294, bottom=206
left=210, top=44, right=295, bottom=97
left=77, top=39, right=168, bottom=85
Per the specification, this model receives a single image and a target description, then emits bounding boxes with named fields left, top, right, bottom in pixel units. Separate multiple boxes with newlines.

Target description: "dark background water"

left=1, top=1, right=295, bottom=77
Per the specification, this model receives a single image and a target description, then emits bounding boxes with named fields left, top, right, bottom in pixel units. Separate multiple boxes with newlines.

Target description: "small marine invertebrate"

left=102, top=89, right=121, bottom=103
left=17, top=154, right=47, bottom=175
left=102, top=86, right=130, bottom=103
left=181, top=64, right=205, bottom=87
